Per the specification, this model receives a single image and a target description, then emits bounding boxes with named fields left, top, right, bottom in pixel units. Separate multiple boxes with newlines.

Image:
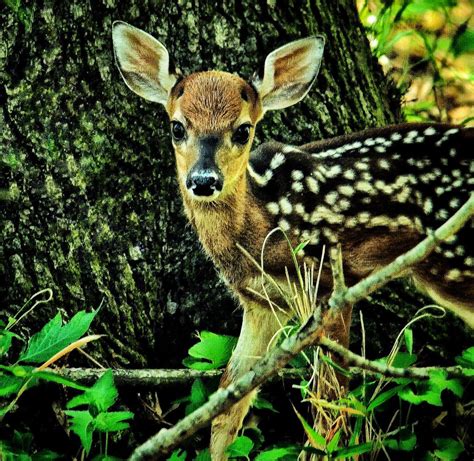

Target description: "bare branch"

left=319, top=337, right=467, bottom=379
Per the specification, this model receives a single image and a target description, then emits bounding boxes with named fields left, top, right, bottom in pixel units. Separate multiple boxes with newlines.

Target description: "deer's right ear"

left=252, top=36, right=325, bottom=112
left=112, top=21, right=178, bottom=105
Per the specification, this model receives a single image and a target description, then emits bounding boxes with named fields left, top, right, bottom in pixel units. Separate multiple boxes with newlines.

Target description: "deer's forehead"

left=168, top=72, right=259, bottom=131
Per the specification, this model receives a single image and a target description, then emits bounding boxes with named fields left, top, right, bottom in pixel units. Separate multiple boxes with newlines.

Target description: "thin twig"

left=318, top=337, right=467, bottom=379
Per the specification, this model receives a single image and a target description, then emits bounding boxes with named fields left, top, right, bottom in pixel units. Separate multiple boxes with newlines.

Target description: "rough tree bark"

left=0, top=0, right=470, bottom=373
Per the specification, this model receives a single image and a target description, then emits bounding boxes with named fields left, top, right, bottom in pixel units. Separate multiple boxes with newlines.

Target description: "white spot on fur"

left=378, top=159, right=390, bottom=170
left=355, top=181, right=375, bottom=194
left=279, top=197, right=293, bottom=214
left=360, top=147, right=369, bottom=154
left=445, top=269, right=461, bottom=281
left=326, top=165, right=342, bottom=178
left=345, top=217, right=358, bottom=228
left=306, top=177, right=319, bottom=194
left=338, top=184, right=354, bottom=197
left=278, top=218, right=290, bottom=232
left=357, top=212, right=370, bottom=224
left=445, top=128, right=459, bottom=136
left=270, top=152, right=286, bottom=170
left=449, top=198, right=460, bottom=209
left=247, top=164, right=272, bottom=186
left=465, top=257, right=474, bottom=267
left=338, top=198, right=350, bottom=211
left=291, top=170, right=304, bottom=181
left=295, top=203, right=305, bottom=215
left=343, top=169, right=355, bottom=180
left=397, top=216, right=413, bottom=227
left=355, top=161, right=369, bottom=171
left=390, top=132, right=402, bottom=141
left=424, top=127, right=436, bottom=136
left=368, top=215, right=391, bottom=227
left=325, top=191, right=339, bottom=206
left=423, top=199, right=433, bottom=214
left=436, top=209, right=449, bottom=220
left=266, top=202, right=279, bottom=215
left=292, top=181, right=304, bottom=193
left=322, top=228, right=338, bottom=243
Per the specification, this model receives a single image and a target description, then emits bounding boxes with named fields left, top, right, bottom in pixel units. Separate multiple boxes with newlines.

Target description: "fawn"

left=112, top=22, right=474, bottom=459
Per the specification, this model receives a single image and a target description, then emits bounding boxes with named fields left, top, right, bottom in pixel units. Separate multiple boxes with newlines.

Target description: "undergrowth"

left=0, top=290, right=133, bottom=460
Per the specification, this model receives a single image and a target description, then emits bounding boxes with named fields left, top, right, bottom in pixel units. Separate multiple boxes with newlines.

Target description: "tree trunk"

left=0, top=0, right=469, bottom=373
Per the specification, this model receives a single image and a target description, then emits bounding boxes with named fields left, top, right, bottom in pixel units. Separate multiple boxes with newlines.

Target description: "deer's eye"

left=232, top=124, right=252, bottom=145
left=171, top=121, right=186, bottom=141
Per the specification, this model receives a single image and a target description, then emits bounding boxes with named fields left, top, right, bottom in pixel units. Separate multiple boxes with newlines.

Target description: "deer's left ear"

left=112, top=21, right=179, bottom=105
left=252, top=36, right=325, bottom=112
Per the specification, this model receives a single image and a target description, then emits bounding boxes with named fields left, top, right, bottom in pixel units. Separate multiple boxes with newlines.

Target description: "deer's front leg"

left=210, top=303, right=288, bottom=460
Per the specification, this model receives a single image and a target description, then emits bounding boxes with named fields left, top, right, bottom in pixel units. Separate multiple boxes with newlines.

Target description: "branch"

left=319, top=337, right=467, bottom=379
left=57, top=367, right=304, bottom=385
left=129, top=194, right=474, bottom=460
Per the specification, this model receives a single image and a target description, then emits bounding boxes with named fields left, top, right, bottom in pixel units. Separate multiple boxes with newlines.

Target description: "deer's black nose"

left=187, top=170, right=223, bottom=197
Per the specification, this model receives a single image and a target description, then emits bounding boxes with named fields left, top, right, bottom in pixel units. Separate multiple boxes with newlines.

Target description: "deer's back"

left=247, top=123, right=473, bottom=321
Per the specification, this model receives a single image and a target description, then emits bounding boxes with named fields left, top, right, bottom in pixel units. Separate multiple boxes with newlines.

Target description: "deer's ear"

left=252, top=36, right=325, bottom=112
left=112, top=21, right=179, bottom=105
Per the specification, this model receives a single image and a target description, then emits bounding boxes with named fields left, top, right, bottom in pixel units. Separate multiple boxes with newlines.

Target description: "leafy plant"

left=0, top=300, right=99, bottom=417
left=1, top=291, right=132, bottom=459
left=65, top=370, right=134, bottom=456
left=183, top=331, right=237, bottom=370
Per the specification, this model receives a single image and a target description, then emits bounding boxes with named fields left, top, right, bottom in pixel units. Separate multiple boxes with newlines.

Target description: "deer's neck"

left=180, top=174, right=272, bottom=284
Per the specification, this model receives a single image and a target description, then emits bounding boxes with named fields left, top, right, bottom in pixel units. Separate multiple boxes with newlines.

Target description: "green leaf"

left=332, top=441, right=376, bottom=458
left=184, top=379, right=210, bottom=415
left=399, top=370, right=463, bottom=406
left=253, top=395, right=278, bottom=413
left=0, top=373, right=24, bottom=397
left=33, top=449, right=63, bottom=460
left=455, top=346, right=474, bottom=368
left=183, top=331, right=237, bottom=370
left=404, top=328, right=413, bottom=355
left=94, top=411, right=134, bottom=432
left=31, top=371, right=88, bottom=391
left=255, top=446, right=301, bottom=460
left=226, top=435, right=254, bottom=458
left=0, top=330, right=18, bottom=357
left=451, top=25, right=474, bottom=57
left=327, top=429, right=342, bottom=453
left=293, top=407, right=326, bottom=449
left=167, top=450, right=187, bottom=461
left=67, top=369, right=117, bottom=412
left=91, top=455, right=123, bottom=461
left=64, top=410, right=94, bottom=454
left=195, top=449, right=212, bottom=461
left=367, top=384, right=407, bottom=412
left=292, top=240, right=309, bottom=256
left=19, top=310, right=97, bottom=364
left=434, top=438, right=464, bottom=460
left=403, top=0, right=456, bottom=17
left=390, top=352, right=417, bottom=369
left=385, top=430, right=417, bottom=451
left=349, top=416, right=364, bottom=446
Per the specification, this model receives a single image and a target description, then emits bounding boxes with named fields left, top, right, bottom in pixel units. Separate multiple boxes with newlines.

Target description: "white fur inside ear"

left=253, top=36, right=325, bottom=111
left=112, top=21, right=177, bottom=104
